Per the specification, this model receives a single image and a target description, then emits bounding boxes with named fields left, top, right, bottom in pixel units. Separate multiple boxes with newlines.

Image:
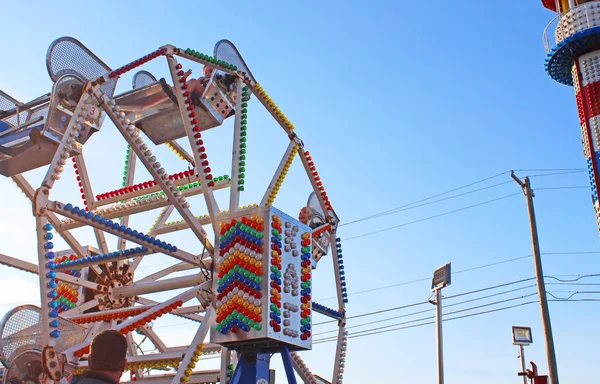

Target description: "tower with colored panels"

left=542, top=0, right=600, bottom=231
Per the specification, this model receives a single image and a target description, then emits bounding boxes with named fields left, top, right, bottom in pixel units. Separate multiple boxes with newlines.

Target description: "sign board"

left=211, top=206, right=313, bottom=351
left=431, top=262, right=451, bottom=290
left=512, top=326, right=533, bottom=345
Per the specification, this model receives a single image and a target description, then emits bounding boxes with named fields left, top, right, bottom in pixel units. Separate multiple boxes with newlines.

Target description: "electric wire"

left=312, top=301, right=539, bottom=344
left=340, top=171, right=511, bottom=227
left=316, top=274, right=600, bottom=327
left=313, top=297, right=597, bottom=344
left=316, top=252, right=600, bottom=302
left=340, top=180, right=513, bottom=227
left=343, top=193, right=521, bottom=241
left=341, top=168, right=585, bottom=228
left=547, top=291, right=600, bottom=300
left=316, top=286, right=539, bottom=335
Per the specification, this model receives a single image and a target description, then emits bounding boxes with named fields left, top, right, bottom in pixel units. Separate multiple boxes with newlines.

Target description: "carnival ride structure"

left=0, top=37, right=348, bottom=384
left=540, top=0, right=600, bottom=233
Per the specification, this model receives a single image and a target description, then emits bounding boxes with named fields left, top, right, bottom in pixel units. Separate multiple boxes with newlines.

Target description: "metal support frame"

left=290, top=352, right=316, bottom=384
left=166, top=140, right=195, bottom=166
left=137, top=260, right=199, bottom=283
left=113, top=272, right=208, bottom=299
left=35, top=215, right=52, bottom=347
left=46, top=199, right=200, bottom=266
left=40, top=93, right=91, bottom=190
left=297, top=149, right=334, bottom=218
left=165, top=55, right=220, bottom=231
left=92, top=174, right=230, bottom=209
left=280, top=345, right=298, bottom=384
left=140, top=324, right=168, bottom=353
left=230, top=352, right=272, bottom=384
left=332, top=325, right=346, bottom=383
left=94, top=87, right=215, bottom=254
left=126, top=332, right=144, bottom=379
left=64, top=282, right=209, bottom=359
left=219, top=347, right=231, bottom=384
left=148, top=206, right=175, bottom=237
left=169, top=308, right=213, bottom=384
left=328, top=232, right=346, bottom=314
left=118, top=146, right=137, bottom=251
left=0, top=41, right=348, bottom=384
left=260, top=140, right=296, bottom=206
left=229, top=77, right=244, bottom=212
left=12, top=175, right=90, bottom=261
left=244, top=82, right=294, bottom=137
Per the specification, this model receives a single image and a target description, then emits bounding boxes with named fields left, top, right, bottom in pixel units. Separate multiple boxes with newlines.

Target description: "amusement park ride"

left=0, top=37, right=348, bottom=383
left=540, top=0, right=600, bottom=234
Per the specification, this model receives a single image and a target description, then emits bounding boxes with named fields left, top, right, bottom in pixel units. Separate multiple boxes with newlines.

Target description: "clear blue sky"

left=0, top=1, right=599, bottom=383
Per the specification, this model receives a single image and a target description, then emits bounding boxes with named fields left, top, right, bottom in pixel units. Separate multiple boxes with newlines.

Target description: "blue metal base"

left=546, top=26, right=600, bottom=86
left=230, top=346, right=298, bottom=384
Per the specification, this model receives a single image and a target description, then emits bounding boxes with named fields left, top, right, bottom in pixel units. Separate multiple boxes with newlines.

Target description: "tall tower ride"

left=542, top=0, right=600, bottom=231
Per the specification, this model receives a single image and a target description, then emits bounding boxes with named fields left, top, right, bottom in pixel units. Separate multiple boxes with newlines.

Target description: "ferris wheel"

left=0, top=37, right=348, bottom=384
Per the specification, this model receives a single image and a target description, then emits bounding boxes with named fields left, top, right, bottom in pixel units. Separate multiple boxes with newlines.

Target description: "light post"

left=513, top=326, right=533, bottom=384
left=431, top=262, right=451, bottom=384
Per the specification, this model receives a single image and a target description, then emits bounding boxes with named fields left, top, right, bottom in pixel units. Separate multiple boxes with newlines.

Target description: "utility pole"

left=511, top=171, right=559, bottom=384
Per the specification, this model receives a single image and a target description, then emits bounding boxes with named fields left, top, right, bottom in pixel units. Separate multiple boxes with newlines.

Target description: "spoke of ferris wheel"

left=136, top=296, right=204, bottom=323
left=148, top=206, right=175, bottom=237
left=165, top=54, right=220, bottom=232
left=11, top=174, right=95, bottom=268
left=229, top=77, right=244, bottom=213
left=137, top=260, right=200, bottom=284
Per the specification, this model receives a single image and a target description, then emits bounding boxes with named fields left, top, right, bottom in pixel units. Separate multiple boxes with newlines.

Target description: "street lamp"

left=513, top=326, right=533, bottom=384
left=431, top=262, right=451, bottom=384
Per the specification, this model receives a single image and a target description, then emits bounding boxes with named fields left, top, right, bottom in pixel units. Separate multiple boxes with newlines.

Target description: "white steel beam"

left=113, top=273, right=209, bottom=299
left=45, top=200, right=200, bottom=266
left=169, top=308, right=213, bottom=384
left=137, top=260, right=205, bottom=283
left=148, top=206, right=175, bottom=237
left=60, top=179, right=230, bottom=231
left=12, top=175, right=89, bottom=261
left=229, top=77, right=244, bottom=212
left=260, top=140, right=296, bottom=206
left=64, top=282, right=209, bottom=359
left=139, top=324, right=168, bottom=353
left=93, top=172, right=229, bottom=208
left=165, top=55, right=220, bottom=232
left=118, top=146, right=137, bottom=251
left=0, top=253, right=37, bottom=274
left=166, top=140, right=195, bottom=166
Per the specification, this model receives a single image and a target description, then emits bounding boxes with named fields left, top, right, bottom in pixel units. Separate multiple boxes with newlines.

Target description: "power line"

left=313, top=301, right=539, bottom=344
left=316, top=285, right=538, bottom=334
left=316, top=274, right=600, bottom=329
left=340, top=171, right=511, bottom=227
left=316, top=252, right=600, bottom=301
left=547, top=291, right=600, bottom=300
left=545, top=273, right=600, bottom=282
left=340, top=168, right=585, bottom=228
left=317, top=293, right=538, bottom=338
left=526, top=170, right=586, bottom=178
left=536, top=186, right=589, bottom=190
left=340, top=180, right=513, bottom=227
left=343, top=193, right=521, bottom=241
left=444, top=277, right=535, bottom=299
left=313, top=297, right=597, bottom=344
